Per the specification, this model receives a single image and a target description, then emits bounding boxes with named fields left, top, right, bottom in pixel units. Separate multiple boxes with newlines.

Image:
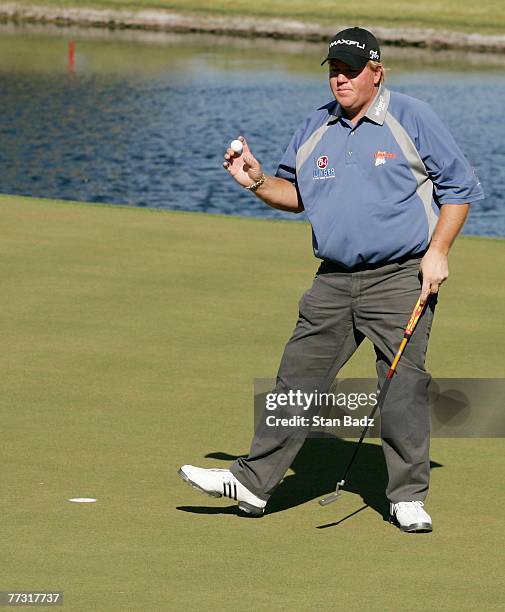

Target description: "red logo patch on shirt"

left=317, top=155, right=329, bottom=169
left=374, top=151, right=396, bottom=159
left=374, top=150, right=396, bottom=166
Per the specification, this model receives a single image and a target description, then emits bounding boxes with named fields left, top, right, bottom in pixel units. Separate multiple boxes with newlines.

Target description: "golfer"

left=179, top=27, right=484, bottom=532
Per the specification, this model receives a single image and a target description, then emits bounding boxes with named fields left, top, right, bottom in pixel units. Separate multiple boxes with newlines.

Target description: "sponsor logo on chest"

left=374, top=150, right=396, bottom=166
left=313, top=155, right=336, bottom=180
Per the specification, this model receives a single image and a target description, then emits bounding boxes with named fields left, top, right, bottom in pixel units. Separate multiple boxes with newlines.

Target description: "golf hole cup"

left=230, top=139, right=243, bottom=155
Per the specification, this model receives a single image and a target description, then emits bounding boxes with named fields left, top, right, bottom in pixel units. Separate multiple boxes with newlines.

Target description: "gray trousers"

left=230, top=255, right=436, bottom=504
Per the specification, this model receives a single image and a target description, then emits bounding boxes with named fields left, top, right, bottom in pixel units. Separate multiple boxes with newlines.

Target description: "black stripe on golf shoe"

left=222, top=482, right=238, bottom=500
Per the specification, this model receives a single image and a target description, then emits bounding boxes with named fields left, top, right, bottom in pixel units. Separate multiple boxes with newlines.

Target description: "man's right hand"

left=222, top=135, right=303, bottom=213
left=223, top=136, right=263, bottom=188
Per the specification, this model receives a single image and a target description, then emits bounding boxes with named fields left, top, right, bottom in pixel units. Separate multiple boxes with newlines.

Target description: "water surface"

left=1, top=26, right=504, bottom=236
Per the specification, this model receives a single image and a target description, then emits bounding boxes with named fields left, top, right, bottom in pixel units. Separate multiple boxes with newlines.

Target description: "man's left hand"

left=419, top=247, right=449, bottom=305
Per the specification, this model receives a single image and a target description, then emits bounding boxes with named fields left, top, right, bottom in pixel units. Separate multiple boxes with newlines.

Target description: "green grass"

left=1, top=194, right=504, bottom=610
left=12, top=0, right=505, bottom=35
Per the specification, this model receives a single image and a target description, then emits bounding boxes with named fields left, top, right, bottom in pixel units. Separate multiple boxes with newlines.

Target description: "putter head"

left=318, top=480, right=345, bottom=506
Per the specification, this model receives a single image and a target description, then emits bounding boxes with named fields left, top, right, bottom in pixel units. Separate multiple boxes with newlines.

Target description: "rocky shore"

left=1, top=3, right=505, bottom=54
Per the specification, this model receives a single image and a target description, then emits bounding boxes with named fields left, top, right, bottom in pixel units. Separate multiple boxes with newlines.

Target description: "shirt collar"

left=365, top=85, right=390, bottom=125
left=329, top=85, right=390, bottom=126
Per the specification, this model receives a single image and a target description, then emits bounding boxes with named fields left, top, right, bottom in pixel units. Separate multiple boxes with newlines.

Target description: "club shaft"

left=320, top=297, right=427, bottom=505
left=340, top=376, right=392, bottom=484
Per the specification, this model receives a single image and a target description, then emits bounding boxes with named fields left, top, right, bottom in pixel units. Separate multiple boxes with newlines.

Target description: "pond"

left=1, top=25, right=504, bottom=237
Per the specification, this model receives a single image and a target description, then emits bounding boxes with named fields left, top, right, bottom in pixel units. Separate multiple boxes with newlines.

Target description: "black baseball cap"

left=321, top=27, right=381, bottom=68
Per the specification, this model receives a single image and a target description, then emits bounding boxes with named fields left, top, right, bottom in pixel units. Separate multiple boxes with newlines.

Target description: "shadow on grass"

left=176, top=437, right=442, bottom=522
left=176, top=504, right=237, bottom=515
left=316, top=504, right=369, bottom=529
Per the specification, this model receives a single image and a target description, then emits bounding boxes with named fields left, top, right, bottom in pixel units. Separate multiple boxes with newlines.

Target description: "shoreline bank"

left=1, top=3, right=505, bottom=54
left=2, top=193, right=503, bottom=241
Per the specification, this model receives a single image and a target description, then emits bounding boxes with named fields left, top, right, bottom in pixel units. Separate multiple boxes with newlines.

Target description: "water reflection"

left=0, top=25, right=504, bottom=236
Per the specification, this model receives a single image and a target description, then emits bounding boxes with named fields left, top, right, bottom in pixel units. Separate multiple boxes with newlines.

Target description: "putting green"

left=1, top=194, right=504, bottom=610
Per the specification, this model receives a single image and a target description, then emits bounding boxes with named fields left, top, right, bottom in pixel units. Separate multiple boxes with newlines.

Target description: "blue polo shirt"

left=276, top=86, right=484, bottom=268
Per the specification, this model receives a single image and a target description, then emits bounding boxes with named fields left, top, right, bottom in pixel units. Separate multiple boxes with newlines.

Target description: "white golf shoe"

left=390, top=501, right=433, bottom=533
left=178, top=465, right=266, bottom=516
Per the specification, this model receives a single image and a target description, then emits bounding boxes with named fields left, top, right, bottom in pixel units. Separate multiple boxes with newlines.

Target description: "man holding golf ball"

left=179, top=27, right=484, bottom=531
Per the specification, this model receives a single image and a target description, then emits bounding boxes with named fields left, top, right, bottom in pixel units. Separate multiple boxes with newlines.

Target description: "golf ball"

left=230, top=139, right=243, bottom=155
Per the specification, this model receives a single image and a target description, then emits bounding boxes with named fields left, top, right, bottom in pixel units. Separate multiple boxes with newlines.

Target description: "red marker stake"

left=68, top=41, right=75, bottom=74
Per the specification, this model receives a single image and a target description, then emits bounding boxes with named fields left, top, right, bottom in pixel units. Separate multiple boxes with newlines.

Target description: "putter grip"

left=390, top=299, right=426, bottom=374
left=405, top=298, right=425, bottom=336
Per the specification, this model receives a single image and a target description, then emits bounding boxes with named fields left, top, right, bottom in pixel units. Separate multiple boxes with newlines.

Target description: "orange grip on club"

left=405, top=297, right=425, bottom=336
left=389, top=337, right=408, bottom=374
left=388, top=297, right=427, bottom=377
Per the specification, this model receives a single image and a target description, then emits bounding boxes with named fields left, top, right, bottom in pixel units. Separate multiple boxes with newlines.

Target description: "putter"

left=319, top=296, right=427, bottom=506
